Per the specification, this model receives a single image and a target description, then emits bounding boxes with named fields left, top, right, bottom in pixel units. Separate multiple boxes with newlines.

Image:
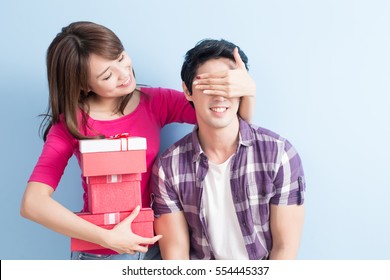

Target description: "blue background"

left=1, top=0, right=389, bottom=260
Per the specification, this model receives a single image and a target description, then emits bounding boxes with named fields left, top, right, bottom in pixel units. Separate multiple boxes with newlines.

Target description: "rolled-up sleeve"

left=271, top=140, right=305, bottom=206
left=150, top=157, right=183, bottom=217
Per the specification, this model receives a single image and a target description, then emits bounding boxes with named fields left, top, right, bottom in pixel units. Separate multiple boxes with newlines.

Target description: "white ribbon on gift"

left=103, top=212, right=120, bottom=225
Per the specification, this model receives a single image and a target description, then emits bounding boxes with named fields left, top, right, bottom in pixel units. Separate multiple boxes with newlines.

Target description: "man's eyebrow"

left=97, top=66, right=110, bottom=78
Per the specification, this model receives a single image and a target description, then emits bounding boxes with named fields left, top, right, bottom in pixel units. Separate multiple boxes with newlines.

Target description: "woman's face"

left=87, top=51, right=136, bottom=98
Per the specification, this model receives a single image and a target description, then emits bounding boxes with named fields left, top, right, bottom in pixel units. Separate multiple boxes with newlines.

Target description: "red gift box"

left=86, top=173, right=142, bottom=184
left=71, top=208, right=154, bottom=252
left=81, top=150, right=146, bottom=177
left=88, top=181, right=142, bottom=214
left=79, top=136, right=147, bottom=177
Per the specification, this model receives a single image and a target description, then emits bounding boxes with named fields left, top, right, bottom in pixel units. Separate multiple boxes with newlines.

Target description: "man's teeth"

left=211, top=107, right=227, bottom=113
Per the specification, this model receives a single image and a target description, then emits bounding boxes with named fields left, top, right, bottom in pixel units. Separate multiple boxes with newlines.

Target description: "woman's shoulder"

left=139, top=86, right=182, bottom=97
left=44, top=116, right=78, bottom=151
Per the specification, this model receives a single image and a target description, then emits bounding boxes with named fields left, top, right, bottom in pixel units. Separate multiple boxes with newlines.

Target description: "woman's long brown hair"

left=41, top=21, right=133, bottom=141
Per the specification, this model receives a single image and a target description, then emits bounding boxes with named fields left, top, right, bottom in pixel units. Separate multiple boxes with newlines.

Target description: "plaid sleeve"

left=150, top=156, right=184, bottom=217
left=271, top=140, right=306, bottom=206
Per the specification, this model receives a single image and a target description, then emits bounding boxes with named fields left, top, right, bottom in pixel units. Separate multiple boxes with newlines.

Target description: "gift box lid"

left=80, top=135, right=146, bottom=153
left=75, top=208, right=154, bottom=226
left=86, top=173, right=142, bottom=184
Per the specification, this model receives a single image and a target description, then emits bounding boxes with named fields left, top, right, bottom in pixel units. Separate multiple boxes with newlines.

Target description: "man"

left=150, top=39, right=306, bottom=260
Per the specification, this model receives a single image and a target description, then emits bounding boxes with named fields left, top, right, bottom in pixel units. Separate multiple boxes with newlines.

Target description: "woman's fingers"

left=233, top=47, right=246, bottom=69
left=125, top=234, right=162, bottom=254
left=121, top=205, right=141, bottom=224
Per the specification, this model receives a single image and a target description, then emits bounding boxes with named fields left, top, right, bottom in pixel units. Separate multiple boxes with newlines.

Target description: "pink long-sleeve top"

left=28, top=87, right=196, bottom=211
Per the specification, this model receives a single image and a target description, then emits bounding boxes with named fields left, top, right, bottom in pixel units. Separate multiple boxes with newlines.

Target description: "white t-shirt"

left=203, top=156, right=248, bottom=260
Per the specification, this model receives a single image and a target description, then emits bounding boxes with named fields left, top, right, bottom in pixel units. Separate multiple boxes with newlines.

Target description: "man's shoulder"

left=242, top=120, right=287, bottom=144
left=244, top=121, right=299, bottom=157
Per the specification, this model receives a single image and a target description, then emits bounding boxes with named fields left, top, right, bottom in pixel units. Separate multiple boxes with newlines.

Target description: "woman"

left=20, top=21, right=256, bottom=260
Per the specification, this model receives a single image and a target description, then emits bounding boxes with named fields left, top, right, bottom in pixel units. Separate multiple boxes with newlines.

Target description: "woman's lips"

left=119, top=77, right=131, bottom=87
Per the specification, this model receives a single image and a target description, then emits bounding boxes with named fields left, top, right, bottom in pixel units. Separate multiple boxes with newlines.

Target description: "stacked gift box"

left=71, top=134, right=154, bottom=252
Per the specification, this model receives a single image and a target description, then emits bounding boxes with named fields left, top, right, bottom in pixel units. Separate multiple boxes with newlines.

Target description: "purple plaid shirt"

left=151, top=119, right=305, bottom=260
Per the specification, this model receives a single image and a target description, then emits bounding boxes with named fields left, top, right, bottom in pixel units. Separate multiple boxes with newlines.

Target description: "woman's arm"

left=193, top=47, right=256, bottom=122
left=20, top=182, right=161, bottom=254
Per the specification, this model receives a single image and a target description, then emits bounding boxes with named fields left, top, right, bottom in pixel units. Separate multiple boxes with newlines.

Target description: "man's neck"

left=197, top=118, right=240, bottom=164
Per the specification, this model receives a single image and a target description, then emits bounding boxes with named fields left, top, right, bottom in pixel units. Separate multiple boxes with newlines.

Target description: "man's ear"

left=182, top=82, right=193, bottom=102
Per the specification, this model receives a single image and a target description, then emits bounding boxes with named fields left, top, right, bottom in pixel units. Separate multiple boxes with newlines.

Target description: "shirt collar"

left=238, top=117, right=255, bottom=147
left=190, top=117, right=254, bottom=163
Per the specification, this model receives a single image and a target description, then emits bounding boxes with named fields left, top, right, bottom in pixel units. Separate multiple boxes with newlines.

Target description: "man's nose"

left=213, top=95, right=226, bottom=102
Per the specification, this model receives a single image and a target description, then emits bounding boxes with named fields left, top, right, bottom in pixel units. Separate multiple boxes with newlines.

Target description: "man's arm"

left=268, top=204, right=305, bottom=260
left=154, top=211, right=190, bottom=260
